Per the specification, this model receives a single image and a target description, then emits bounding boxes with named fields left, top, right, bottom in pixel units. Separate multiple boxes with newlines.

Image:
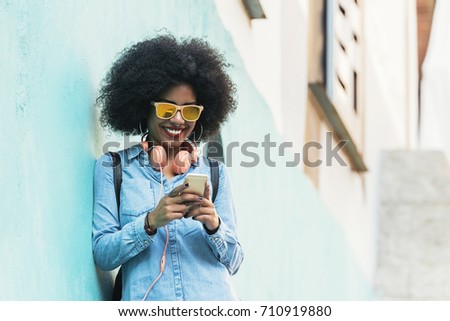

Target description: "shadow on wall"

left=95, top=268, right=115, bottom=300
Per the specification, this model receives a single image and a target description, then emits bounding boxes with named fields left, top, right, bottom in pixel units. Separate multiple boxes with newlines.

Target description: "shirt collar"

left=126, top=144, right=143, bottom=161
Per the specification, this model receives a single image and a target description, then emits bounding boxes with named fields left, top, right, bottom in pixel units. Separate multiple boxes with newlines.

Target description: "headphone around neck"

left=140, top=136, right=198, bottom=174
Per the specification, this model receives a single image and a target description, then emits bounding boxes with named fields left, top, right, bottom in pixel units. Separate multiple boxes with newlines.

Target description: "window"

left=327, top=0, right=364, bottom=150
left=306, top=0, right=367, bottom=182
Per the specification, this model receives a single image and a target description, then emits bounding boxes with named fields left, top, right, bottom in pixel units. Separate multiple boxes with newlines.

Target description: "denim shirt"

left=92, top=144, right=244, bottom=301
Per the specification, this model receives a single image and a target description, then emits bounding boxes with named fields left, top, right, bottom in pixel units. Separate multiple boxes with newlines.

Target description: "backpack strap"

left=208, top=158, right=220, bottom=203
left=109, top=152, right=122, bottom=224
left=109, top=151, right=123, bottom=301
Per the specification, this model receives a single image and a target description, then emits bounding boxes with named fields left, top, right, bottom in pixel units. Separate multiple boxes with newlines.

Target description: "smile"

left=163, top=127, right=183, bottom=136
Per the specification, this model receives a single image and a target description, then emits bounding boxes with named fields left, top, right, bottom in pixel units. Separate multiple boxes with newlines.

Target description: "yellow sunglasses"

left=152, top=102, right=204, bottom=122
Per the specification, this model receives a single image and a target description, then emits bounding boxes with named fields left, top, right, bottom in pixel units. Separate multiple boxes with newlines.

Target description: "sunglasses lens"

left=155, top=103, right=176, bottom=119
left=182, top=106, right=201, bottom=121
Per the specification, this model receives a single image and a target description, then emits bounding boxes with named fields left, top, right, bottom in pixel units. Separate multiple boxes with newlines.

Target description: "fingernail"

left=198, top=196, right=203, bottom=201
left=185, top=183, right=189, bottom=187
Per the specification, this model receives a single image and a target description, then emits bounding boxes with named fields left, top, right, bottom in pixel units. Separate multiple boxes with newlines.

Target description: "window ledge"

left=308, top=82, right=368, bottom=172
left=242, top=0, right=266, bottom=19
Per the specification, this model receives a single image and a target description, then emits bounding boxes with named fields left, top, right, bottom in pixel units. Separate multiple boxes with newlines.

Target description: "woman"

left=92, top=35, right=243, bottom=301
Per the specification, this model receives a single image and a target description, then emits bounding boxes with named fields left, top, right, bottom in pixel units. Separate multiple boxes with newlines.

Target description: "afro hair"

left=97, top=34, right=237, bottom=141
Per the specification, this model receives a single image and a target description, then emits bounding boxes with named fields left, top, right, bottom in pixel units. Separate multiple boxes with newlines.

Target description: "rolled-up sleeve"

left=203, top=163, right=244, bottom=275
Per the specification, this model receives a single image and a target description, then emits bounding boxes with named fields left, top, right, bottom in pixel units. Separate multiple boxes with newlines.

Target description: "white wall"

left=319, top=0, right=419, bottom=284
left=420, top=0, right=450, bottom=161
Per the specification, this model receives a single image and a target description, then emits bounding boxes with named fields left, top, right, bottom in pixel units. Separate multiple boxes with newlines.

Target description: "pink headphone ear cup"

left=191, top=148, right=198, bottom=163
left=172, top=150, right=191, bottom=174
left=179, top=139, right=198, bottom=163
left=150, top=145, right=167, bottom=170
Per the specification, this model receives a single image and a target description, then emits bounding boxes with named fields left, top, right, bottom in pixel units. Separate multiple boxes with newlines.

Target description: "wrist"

left=144, top=212, right=157, bottom=236
left=204, top=217, right=220, bottom=235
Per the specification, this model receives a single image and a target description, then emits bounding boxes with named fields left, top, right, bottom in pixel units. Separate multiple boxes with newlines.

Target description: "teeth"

left=164, top=127, right=182, bottom=135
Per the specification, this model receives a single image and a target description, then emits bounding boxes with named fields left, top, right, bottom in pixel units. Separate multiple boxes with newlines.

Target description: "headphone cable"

left=142, top=164, right=169, bottom=301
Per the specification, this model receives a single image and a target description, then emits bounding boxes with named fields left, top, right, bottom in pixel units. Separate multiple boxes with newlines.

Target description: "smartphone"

left=183, top=174, right=208, bottom=196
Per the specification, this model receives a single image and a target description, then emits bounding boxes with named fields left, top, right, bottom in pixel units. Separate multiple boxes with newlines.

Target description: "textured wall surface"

left=376, top=151, right=450, bottom=299
left=0, top=0, right=371, bottom=300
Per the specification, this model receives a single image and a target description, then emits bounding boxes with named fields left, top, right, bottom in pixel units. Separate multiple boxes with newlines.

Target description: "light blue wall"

left=0, top=0, right=372, bottom=300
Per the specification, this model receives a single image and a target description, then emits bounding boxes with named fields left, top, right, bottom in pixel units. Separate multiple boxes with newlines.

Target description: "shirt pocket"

left=119, top=178, right=157, bottom=226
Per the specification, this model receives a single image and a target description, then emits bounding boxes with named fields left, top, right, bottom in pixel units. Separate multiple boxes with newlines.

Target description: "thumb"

left=168, top=182, right=189, bottom=197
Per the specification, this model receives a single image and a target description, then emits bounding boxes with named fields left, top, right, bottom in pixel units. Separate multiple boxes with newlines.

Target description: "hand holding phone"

left=182, top=174, right=208, bottom=196
left=181, top=174, right=219, bottom=231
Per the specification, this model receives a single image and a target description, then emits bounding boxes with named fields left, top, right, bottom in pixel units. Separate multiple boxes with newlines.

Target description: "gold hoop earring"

left=139, top=121, right=145, bottom=135
left=189, top=124, right=203, bottom=142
